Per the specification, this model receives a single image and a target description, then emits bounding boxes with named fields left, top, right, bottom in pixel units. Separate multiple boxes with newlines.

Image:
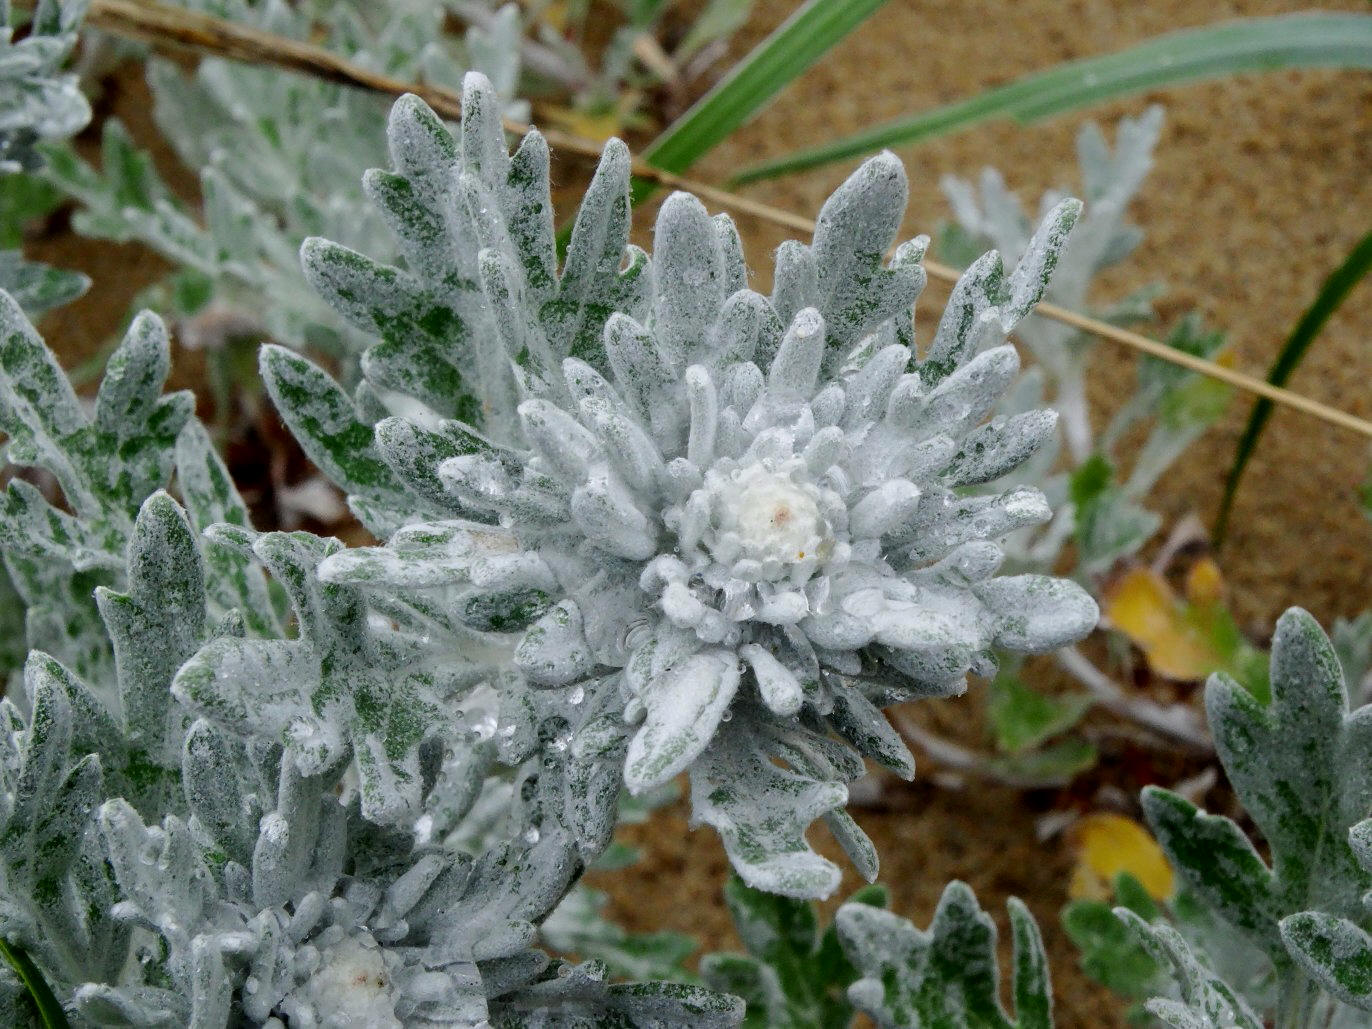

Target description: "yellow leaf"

left=1068, top=813, right=1175, bottom=902
left=1103, top=567, right=1224, bottom=680
left=534, top=0, right=568, bottom=32
left=1184, top=557, right=1225, bottom=606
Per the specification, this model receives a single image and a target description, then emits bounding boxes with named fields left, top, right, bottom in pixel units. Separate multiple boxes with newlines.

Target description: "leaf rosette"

left=275, top=74, right=1098, bottom=896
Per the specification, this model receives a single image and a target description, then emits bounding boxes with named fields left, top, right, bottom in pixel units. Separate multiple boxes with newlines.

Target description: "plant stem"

left=889, top=710, right=1080, bottom=789
left=1055, top=368, right=1093, bottom=465
left=1056, top=646, right=1213, bottom=755
left=1276, top=970, right=1316, bottom=1029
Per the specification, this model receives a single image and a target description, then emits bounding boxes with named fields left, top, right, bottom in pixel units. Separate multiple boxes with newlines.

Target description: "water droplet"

left=620, top=617, right=651, bottom=653
left=721, top=709, right=733, bottom=722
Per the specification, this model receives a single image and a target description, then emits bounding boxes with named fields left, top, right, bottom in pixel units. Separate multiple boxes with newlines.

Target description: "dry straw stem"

left=67, top=0, right=1372, bottom=440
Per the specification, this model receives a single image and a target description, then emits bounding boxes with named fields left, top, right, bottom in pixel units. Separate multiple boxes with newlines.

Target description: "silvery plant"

left=704, top=612, right=1372, bottom=1029
left=0, top=0, right=87, bottom=174
left=0, top=65, right=1109, bottom=1023
left=0, top=290, right=742, bottom=1025
left=0, top=0, right=90, bottom=316
left=37, top=0, right=754, bottom=365
left=42, top=0, right=526, bottom=359
left=927, top=109, right=1229, bottom=781
left=942, top=107, right=1230, bottom=577
left=1, top=62, right=1367, bottom=1029
left=1065, top=609, right=1372, bottom=1029
left=267, top=72, right=1099, bottom=897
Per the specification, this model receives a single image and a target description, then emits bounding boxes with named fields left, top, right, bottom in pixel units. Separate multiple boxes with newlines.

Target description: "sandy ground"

left=19, top=1, right=1372, bottom=1023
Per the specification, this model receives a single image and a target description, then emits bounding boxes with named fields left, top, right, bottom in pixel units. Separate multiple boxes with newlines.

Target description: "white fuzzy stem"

left=890, top=710, right=1079, bottom=789
left=1056, top=646, right=1212, bottom=755
left=1055, top=370, right=1093, bottom=465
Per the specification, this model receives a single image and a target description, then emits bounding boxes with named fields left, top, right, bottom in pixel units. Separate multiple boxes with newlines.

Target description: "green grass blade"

left=634, top=0, right=887, bottom=199
left=733, top=12, right=1372, bottom=184
left=0, top=938, right=71, bottom=1028
left=1214, top=230, right=1372, bottom=546
left=554, top=0, right=886, bottom=253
